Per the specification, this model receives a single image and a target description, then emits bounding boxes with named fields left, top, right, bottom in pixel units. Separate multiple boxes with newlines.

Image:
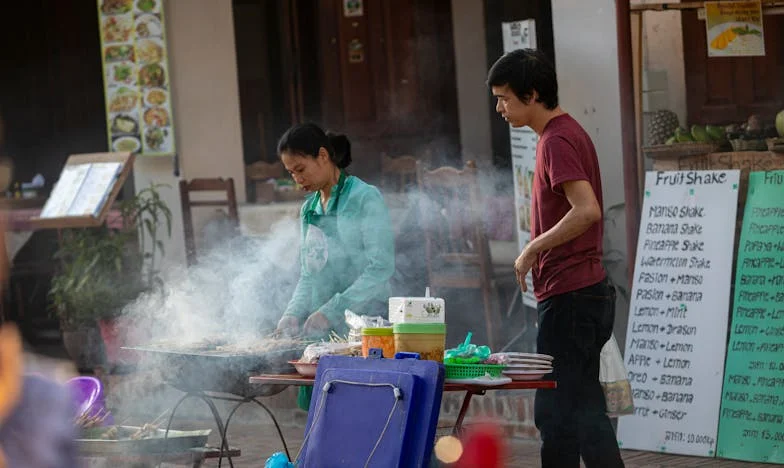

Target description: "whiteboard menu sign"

left=503, top=19, right=537, bottom=308
left=716, top=170, right=784, bottom=464
left=617, top=170, right=740, bottom=457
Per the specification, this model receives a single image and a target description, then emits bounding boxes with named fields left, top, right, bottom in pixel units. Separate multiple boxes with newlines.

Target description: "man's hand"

left=514, top=245, right=537, bottom=292
left=303, top=312, right=331, bottom=337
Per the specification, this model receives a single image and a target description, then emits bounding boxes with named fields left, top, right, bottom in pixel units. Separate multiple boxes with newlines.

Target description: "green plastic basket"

left=444, top=363, right=506, bottom=380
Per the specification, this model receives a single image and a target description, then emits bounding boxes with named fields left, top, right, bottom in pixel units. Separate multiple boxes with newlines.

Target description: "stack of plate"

left=501, top=352, right=554, bottom=381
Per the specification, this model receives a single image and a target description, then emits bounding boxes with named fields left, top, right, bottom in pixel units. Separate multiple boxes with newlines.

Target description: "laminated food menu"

left=40, top=162, right=123, bottom=219
left=97, top=0, right=176, bottom=156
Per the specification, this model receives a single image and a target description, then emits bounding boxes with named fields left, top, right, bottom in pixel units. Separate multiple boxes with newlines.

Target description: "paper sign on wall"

left=705, top=1, right=765, bottom=57
left=617, top=170, right=740, bottom=457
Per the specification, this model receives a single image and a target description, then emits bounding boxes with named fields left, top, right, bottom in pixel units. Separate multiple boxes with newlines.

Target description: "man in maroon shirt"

left=487, top=49, right=624, bottom=468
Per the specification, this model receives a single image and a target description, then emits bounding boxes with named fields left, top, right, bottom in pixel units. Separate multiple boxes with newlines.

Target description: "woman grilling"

left=275, top=122, right=395, bottom=338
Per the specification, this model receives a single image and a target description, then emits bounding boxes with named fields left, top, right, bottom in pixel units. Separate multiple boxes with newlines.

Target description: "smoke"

left=105, top=164, right=529, bottom=423
left=119, top=162, right=521, bottom=352
left=121, top=215, right=301, bottom=346
left=384, top=162, right=520, bottom=348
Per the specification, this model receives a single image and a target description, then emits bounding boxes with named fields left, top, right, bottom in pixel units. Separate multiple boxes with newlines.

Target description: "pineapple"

left=647, top=109, right=680, bottom=145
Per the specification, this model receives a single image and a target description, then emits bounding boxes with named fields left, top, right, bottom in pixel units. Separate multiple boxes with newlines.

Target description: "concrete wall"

left=450, top=0, right=493, bottom=165
left=550, top=0, right=630, bottom=343
left=135, top=0, right=246, bottom=268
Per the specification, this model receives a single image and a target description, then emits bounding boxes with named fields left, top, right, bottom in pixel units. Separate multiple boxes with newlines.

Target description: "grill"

left=125, top=340, right=308, bottom=398
left=124, top=338, right=309, bottom=466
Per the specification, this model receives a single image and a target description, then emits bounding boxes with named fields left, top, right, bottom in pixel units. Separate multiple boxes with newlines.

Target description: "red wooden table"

left=249, top=374, right=556, bottom=435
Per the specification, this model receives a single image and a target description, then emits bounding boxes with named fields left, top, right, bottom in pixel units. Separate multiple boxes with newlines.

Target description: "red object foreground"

left=455, top=423, right=506, bottom=468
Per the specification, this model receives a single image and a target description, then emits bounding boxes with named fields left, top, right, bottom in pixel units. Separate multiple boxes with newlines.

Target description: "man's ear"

left=527, top=90, right=539, bottom=105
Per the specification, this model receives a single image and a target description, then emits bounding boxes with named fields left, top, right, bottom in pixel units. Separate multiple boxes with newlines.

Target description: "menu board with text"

left=717, top=170, right=784, bottom=464
left=97, top=0, right=176, bottom=156
left=617, top=170, right=740, bottom=457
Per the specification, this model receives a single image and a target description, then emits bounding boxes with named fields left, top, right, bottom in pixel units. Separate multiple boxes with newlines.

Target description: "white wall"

left=450, top=0, right=493, bottom=165
left=638, top=1, right=687, bottom=124
left=551, top=0, right=630, bottom=342
left=135, top=0, right=246, bottom=268
left=551, top=0, right=625, bottom=208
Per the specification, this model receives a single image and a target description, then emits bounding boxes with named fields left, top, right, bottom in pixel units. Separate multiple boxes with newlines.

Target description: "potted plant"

left=49, top=184, right=172, bottom=370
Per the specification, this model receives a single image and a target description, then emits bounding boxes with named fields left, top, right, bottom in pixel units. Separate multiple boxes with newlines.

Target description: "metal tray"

left=77, top=426, right=210, bottom=455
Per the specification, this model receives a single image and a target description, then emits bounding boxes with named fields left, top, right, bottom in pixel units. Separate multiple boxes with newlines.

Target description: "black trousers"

left=534, top=277, right=625, bottom=468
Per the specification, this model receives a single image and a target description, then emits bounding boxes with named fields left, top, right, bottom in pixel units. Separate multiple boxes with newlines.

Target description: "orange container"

left=361, top=327, right=395, bottom=358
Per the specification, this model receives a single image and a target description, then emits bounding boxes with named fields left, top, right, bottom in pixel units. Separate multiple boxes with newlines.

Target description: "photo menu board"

left=503, top=19, right=537, bottom=308
left=717, top=170, right=784, bottom=464
left=617, top=170, right=740, bottom=457
left=510, top=126, right=536, bottom=307
left=97, top=0, right=176, bottom=156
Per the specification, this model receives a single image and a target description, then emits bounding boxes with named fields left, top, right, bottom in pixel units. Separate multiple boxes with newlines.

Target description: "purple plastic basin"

left=66, top=376, right=113, bottom=425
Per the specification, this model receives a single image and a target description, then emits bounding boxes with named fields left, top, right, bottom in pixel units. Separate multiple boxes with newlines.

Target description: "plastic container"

left=361, top=327, right=395, bottom=358
left=393, top=323, right=446, bottom=362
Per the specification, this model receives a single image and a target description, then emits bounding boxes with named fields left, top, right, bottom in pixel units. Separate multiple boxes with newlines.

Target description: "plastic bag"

left=300, top=342, right=362, bottom=363
left=444, top=333, right=491, bottom=364
left=599, top=334, right=634, bottom=417
left=345, top=309, right=391, bottom=342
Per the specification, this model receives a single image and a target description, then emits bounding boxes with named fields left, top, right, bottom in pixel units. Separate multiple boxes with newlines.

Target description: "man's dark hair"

left=486, top=49, right=559, bottom=110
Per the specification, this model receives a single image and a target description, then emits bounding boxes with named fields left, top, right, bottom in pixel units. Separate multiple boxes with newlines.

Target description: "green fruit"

left=691, top=125, right=710, bottom=142
left=776, top=110, right=784, bottom=137
left=675, top=127, right=695, bottom=143
left=665, top=136, right=676, bottom=145
left=705, top=125, right=726, bottom=143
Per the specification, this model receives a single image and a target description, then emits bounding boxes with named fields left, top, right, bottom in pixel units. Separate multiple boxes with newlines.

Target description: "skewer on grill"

left=129, top=408, right=172, bottom=440
left=75, top=408, right=111, bottom=429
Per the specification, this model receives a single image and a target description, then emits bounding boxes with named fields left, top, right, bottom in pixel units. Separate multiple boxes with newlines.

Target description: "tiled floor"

left=80, top=418, right=779, bottom=467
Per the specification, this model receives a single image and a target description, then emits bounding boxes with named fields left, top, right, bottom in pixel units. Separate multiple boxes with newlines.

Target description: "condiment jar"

left=361, top=327, right=395, bottom=358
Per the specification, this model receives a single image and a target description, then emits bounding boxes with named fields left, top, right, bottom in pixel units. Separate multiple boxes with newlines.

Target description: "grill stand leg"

left=160, top=392, right=235, bottom=468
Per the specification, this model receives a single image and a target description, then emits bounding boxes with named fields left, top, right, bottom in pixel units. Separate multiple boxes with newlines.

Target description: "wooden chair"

left=380, top=154, right=418, bottom=193
left=416, top=161, right=500, bottom=349
left=179, top=178, right=239, bottom=266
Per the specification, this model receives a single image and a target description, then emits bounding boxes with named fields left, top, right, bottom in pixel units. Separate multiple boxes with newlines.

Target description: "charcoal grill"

left=124, top=342, right=309, bottom=467
left=126, top=344, right=305, bottom=398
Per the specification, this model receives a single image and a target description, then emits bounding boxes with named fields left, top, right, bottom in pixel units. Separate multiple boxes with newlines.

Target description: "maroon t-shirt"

left=531, top=114, right=605, bottom=301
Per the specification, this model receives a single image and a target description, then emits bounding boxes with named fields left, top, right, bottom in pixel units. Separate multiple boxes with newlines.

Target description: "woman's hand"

left=276, top=316, right=300, bottom=337
left=303, top=312, right=331, bottom=337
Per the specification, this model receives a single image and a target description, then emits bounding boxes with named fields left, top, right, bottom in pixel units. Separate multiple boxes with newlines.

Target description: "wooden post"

left=616, top=0, right=642, bottom=284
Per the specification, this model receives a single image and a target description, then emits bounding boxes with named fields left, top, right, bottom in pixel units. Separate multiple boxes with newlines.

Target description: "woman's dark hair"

left=277, top=122, right=352, bottom=169
left=486, top=48, right=559, bottom=110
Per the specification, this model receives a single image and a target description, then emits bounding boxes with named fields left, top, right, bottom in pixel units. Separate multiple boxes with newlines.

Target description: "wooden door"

left=682, top=11, right=784, bottom=124
left=316, top=0, right=460, bottom=179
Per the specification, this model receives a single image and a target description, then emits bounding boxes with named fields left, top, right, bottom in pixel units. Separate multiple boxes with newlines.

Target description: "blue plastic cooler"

left=296, top=354, right=444, bottom=467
